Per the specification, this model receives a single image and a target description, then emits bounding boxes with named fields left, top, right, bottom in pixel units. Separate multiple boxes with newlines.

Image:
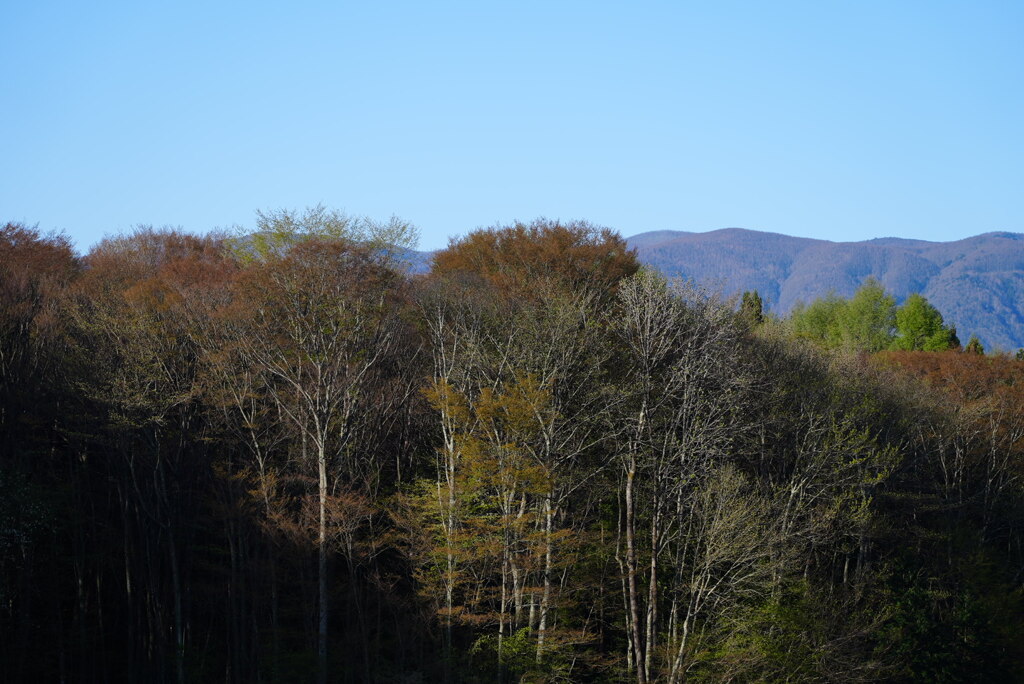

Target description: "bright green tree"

left=790, top=293, right=847, bottom=348
left=790, top=279, right=902, bottom=352
left=839, top=278, right=896, bottom=351
left=892, top=293, right=956, bottom=351
left=231, top=203, right=418, bottom=264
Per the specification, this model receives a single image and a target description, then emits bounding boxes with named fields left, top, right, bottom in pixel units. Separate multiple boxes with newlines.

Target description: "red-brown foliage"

left=430, top=218, right=639, bottom=301
left=81, top=228, right=235, bottom=295
left=0, top=222, right=78, bottom=380
left=878, top=350, right=1024, bottom=404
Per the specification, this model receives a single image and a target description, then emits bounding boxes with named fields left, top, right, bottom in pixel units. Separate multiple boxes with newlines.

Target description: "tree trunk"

left=317, top=443, right=328, bottom=684
left=625, top=464, right=647, bottom=684
left=536, top=495, right=553, bottom=663
left=168, top=532, right=185, bottom=684
left=645, top=506, right=659, bottom=681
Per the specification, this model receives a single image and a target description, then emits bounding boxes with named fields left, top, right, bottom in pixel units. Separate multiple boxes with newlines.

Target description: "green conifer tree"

left=739, top=290, right=765, bottom=328
left=964, top=335, right=985, bottom=355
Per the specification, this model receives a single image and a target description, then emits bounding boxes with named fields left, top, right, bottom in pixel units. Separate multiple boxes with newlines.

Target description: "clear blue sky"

left=3, top=1, right=1022, bottom=252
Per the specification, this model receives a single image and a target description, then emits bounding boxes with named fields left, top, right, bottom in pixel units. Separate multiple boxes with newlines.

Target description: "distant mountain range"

left=627, top=229, right=1024, bottom=352
left=404, top=228, right=1024, bottom=351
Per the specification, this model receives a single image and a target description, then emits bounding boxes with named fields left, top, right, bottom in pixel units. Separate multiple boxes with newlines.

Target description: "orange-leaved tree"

left=417, top=373, right=552, bottom=671
left=430, top=218, right=638, bottom=304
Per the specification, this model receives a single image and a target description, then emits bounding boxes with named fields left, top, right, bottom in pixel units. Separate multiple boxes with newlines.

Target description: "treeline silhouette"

left=2, top=213, right=1023, bottom=683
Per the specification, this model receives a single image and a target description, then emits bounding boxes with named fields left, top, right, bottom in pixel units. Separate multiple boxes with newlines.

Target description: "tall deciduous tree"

left=840, top=277, right=896, bottom=351
left=790, top=279, right=900, bottom=352
left=226, top=237, right=408, bottom=684
left=416, top=220, right=636, bottom=677
left=0, top=222, right=76, bottom=437
left=232, top=204, right=418, bottom=266
left=614, top=272, right=761, bottom=682
left=790, top=292, right=847, bottom=349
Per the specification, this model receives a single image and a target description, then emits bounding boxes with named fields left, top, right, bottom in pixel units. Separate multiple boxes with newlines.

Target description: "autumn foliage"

left=431, top=218, right=639, bottom=301
left=2, top=215, right=1023, bottom=683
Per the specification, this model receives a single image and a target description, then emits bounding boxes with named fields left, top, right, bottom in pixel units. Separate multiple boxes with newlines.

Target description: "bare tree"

left=614, top=272, right=758, bottom=682
left=227, top=238, right=406, bottom=684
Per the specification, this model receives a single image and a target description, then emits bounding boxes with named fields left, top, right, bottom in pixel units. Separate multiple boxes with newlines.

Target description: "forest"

left=2, top=211, right=1023, bottom=683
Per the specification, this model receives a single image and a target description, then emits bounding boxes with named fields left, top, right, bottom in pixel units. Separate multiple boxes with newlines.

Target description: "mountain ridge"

left=626, top=228, right=1024, bottom=351
left=403, top=228, right=1024, bottom=351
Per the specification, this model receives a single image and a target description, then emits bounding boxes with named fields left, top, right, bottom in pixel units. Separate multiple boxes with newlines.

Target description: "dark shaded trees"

left=4, top=214, right=1024, bottom=683
left=411, top=220, right=638, bottom=680
left=876, top=350, right=1024, bottom=680
left=739, top=289, right=765, bottom=328
left=66, top=229, right=233, bottom=684
left=225, top=238, right=410, bottom=683
left=0, top=223, right=78, bottom=683
left=0, top=222, right=77, bottom=439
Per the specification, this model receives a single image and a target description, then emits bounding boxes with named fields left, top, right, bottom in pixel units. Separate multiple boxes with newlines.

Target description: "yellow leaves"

left=425, top=374, right=557, bottom=443
left=415, top=373, right=565, bottom=626
left=427, top=373, right=555, bottom=500
left=479, top=373, right=558, bottom=437
left=422, top=378, right=470, bottom=425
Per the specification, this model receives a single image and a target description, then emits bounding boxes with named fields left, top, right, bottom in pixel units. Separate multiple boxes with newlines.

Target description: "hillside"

left=625, top=228, right=1024, bottom=351
left=7, top=222, right=1024, bottom=682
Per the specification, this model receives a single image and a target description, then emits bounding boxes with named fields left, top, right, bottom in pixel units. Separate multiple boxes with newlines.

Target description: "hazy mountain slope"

left=625, top=229, right=1024, bottom=351
left=633, top=228, right=820, bottom=309
left=399, top=229, right=1023, bottom=350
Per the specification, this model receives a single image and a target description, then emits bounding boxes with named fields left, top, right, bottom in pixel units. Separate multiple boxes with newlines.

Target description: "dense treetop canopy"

left=430, top=218, right=639, bottom=300
left=789, top=278, right=960, bottom=354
